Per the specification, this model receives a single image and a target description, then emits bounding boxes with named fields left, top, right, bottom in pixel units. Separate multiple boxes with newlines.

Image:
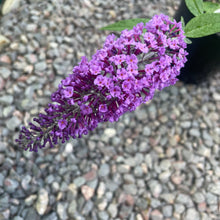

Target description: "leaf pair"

left=184, top=0, right=220, bottom=38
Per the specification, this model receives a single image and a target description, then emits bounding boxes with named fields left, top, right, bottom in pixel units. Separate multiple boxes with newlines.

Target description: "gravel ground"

left=0, top=0, right=220, bottom=219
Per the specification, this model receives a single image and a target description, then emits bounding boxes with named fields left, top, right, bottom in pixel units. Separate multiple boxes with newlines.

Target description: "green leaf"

left=100, top=18, right=150, bottom=32
left=185, top=13, right=220, bottom=38
left=184, top=38, right=192, bottom=44
left=181, top=16, right=186, bottom=29
left=203, top=1, right=220, bottom=13
left=185, top=0, right=204, bottom=16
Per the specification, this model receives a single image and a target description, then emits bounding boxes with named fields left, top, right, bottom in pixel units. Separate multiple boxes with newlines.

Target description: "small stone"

left=160, top=193, right=175, bottom=204
left=1, top=0, right=20, bottom=15
left=206, top=192, right=217, bottom=204
left=97, top=182, right=106, bottom=198
left=35, top=188, right=49, bottom=215
left=6, top=116, right=21, bottom=131
left=136, top=213, right=143, bottom=220
left=0, top=194, right=9, bottom=211
left=21, top=175, right=32, bottom=191
left=98, top=164, right=110, bottom=177
left=180, top=121, right=191, bottom=128
left=64, top=143, right=73, bottom=155
left=103, top=128, right=116, bottom=138
left=150, top=209, right=163, bottom=220
left=207, top=182, right=220, bottom=196
left=35, top=61, right=47, bottom=72
left=81, top=185, right=94, bottom=200
left=142, top=126, right=151, bottom=136
left=82, top=200, right=93, bottom=215
left=123, top=174, right=135, bottom=184
left=148, top=180, right=162, bottom=198
left=25, top=54, right=38, bottom=64
left=189, top=128, right=200, bottom=137
left=193, top=192, right=205, bottom=203
left=123, top=184, right=137, bottom=195
left=0, top=95, right=13, bottom=105
left=0, top=55, right=11, bottom=64
left=0, top=77, right=5, bottom=91
left=159, top=171, right=171, bottom=182
left=57, top=203, right=68, bottom=220
left=124, top=157, right=137, bottom=167
left=65, top=25, right=74, bottom=35
left=107, top=203, right=118, bottom=218
left=3, top=106, right=14, bottom=118
left=83, top=169, right=97, bottom=181
left=162, top=205, right=173, bottom=217
left=213, top=92, right=220, bottom=101
left=67, top=200, right=77, bottom=217
left=176, top=193, right=193, bottom=207
left=73, top=176, right=86, bottom=188
left=160, top=159, right=171, bottom=170
left=174, top=204, right=185, bottom=214
left=197, top=145, right=211, bottom=158
left=0, top=67, right=11, bottom=79
left=13, top=217, right=24, bottom=220
left=98, top=211, right=109, bottom=220
left=25, top=195, right=37, bottom=206
left=134, top=166, right=143, bottom=177
left=26, top=24, right=37, bottom=32
left=97, top=198, right=108, bottom=211
left=117, top=164, right=131, bottom=173
left=0, top=35, right=10, bottom=49
left=184, top=208, right=200, bottom=220
left=4, top=178, right=19, bottom=193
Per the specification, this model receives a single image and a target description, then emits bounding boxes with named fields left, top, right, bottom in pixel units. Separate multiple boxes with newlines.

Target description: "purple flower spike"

left=16, top=14, right=188, bottom=152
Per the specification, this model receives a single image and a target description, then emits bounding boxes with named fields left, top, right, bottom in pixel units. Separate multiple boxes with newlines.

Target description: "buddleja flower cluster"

left=16, top=14, right=188, bottom=152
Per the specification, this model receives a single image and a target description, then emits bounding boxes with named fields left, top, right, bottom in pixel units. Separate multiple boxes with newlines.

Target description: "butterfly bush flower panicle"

left=16, top=14, right=188, bottom=152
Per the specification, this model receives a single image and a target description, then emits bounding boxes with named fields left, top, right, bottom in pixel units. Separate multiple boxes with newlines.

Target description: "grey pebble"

left=0, top=173, right=4, bottom=186
left=123, top=184, right=137, bottom=195
left=74, top=177, right=86, bottom=188
left=180, top=121, right=191, bottom=128
left=107, top=203, right=118, bottom=218
left=0, top=194, right=9, bottom=211
left=207, top=182, right=220, bottom=196
left=193, top=192, right=205, bottom=203
left=0, top=95, right=13, bottom=105
left=0, top=67, right=11, bottom=79
left=35, top=188, right=49, bottom=215
left=148, top=180, right=162, bottom=198
left=57, top=203, right=68, bottom=220
left=189, top=128, right=201, bottom=137
left=82, top=200, right=94, bottom=215
left=3, top=106, right=14, bottom=118
left=21, top=175, right=32, bottom=191
left=184, top=208, right=200, bottom=220
left=4, top=178, right=19, bottom=193
left=42, top=212, right=58, bottom=220
left=162, top=205, right=173, bottom=217
left=98, top=211, right=109, bottom=220
left=134, top=166, right=143, bottom=177
left=67, top=200, right=77, bottom=217
left=98, top=163, right=110, bottom=177
left=176, top=193, right=193, bottom=207
left=13, top=217, right=24, bottom=220
left=25, top=195, right=37, bottom=206
left=35, top=61, right=47, bottom=72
